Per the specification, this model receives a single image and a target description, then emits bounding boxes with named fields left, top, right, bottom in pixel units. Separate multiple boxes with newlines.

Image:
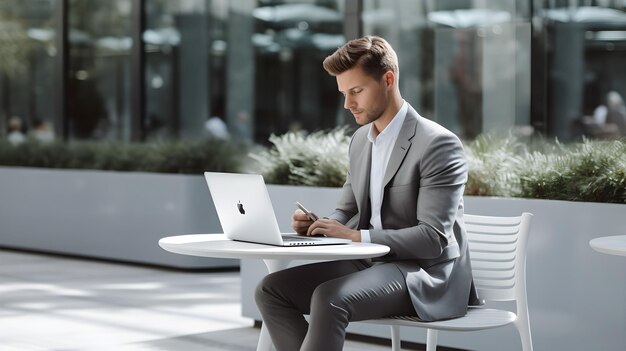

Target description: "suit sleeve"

left=369, top=132, right=467, bottom=260
left=328, top=134, right=359, bottom=226
left=328, top=171, right=358, bottom=225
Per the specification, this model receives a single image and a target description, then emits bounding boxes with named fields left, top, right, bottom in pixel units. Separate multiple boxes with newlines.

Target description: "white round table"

left=589, top=235, right=626, bottom=257
left=159, top=234, right=390, bottom=351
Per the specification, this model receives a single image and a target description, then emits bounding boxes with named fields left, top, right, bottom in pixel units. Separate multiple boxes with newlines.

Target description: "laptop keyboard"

left=282, top=235, right=319, bottom=242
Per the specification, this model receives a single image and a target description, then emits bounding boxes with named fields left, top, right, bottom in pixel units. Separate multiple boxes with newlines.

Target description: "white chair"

left=364, top=213, right=533, bottom=351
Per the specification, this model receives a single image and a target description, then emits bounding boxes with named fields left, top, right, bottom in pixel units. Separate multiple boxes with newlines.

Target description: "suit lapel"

left=353, top=140, right=372, bottom=216
left=382, top=108, right=418, bottom=187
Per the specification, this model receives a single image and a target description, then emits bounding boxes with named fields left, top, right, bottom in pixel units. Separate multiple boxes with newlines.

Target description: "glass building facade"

left=1, top=0, right=625, bottom=144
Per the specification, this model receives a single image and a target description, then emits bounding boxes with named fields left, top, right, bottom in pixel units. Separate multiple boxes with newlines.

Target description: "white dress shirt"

left=361, top=101, right=408, bottom=243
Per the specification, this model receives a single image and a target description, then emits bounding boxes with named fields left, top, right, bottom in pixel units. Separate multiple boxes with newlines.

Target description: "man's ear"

left=384, top=71, right=395, bottom=88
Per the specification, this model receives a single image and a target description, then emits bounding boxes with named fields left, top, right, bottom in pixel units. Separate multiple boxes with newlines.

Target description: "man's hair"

left=322, top=36, right=399, bottom=79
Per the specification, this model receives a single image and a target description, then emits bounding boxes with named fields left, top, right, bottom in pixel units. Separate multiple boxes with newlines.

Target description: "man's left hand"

left=307, top=218, right=361, bottom=242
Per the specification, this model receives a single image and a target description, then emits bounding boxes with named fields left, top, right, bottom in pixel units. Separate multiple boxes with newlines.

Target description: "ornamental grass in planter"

left=249, top=130, right=626, bottom=204
left=517, top=139, right=626, bottom=203
left=2, top=131, right=623, bottom=204
left=248, top=127, right=351, bottom=187
left=0, top=138, right=247, bottom=174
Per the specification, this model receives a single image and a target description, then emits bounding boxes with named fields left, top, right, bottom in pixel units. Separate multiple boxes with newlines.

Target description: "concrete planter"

left=241, top=191, right=626, bottom=351
left=0, top=166, right=235, bottom=269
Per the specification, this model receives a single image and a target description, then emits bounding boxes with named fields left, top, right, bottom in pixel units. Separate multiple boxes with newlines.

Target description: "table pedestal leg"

left=263, top=258, right=291, bottom=274
left=255, top=258, right=292, bottom=351
left=256, top=325, right=274, bottom=351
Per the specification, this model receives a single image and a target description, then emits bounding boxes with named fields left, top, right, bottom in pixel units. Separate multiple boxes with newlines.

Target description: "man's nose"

left=344, top=96, right=354, bottom=110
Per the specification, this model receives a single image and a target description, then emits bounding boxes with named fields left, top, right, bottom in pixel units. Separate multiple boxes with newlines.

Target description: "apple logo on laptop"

left=237, top=201, right=245, bottom=215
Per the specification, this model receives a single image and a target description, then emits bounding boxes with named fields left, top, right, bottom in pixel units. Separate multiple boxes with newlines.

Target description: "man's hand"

left=307, top=218, right=361, bottom=242
left=291, top=209, right=315, bottom=235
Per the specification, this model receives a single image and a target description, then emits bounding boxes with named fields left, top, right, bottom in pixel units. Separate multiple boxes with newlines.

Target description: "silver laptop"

left=204, top=172, right=351, bottom=246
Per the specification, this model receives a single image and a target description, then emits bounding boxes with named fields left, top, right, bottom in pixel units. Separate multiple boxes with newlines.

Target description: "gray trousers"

left=254, top=260, right=417, bottom=351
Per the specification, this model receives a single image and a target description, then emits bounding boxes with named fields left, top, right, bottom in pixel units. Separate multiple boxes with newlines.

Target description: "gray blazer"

left=329, top=104, right=480, bottom=321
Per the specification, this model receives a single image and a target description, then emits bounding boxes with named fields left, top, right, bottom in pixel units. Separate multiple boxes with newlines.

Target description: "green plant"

left=518, top=139, right=626, bottom=203
left=249, top=129, right=625, bottom=204
left=464, top=135, right=626, bottom=203
left=0, top=1, right=45, bottom=78
left=0, top=138, right=247, bottom=174
left=2, top=132, right=624, bottom=204
left=249, top=128, right=351, bottom=187
left=464, top=133, right=525, bottom=197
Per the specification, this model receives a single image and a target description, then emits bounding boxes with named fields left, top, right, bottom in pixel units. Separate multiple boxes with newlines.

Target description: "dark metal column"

left=131, top=0, right=146, bottom=141
left=344, top=0, right=363, bottom=41
left=54, top=0, right=68, bottom=140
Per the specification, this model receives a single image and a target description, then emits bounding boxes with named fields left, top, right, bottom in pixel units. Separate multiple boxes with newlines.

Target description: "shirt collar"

left=367, top=100, right=408, bottom=144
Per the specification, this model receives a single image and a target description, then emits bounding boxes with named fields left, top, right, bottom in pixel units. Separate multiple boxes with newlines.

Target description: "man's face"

left=336, top=67, right=390, bottom=126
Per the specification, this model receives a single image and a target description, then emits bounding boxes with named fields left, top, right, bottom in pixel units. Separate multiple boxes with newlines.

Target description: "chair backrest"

left=465, top=213, right=533, bottom=303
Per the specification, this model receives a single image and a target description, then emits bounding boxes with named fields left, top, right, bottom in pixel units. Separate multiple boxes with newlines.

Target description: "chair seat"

left=364, top=308, right=517, bottom=332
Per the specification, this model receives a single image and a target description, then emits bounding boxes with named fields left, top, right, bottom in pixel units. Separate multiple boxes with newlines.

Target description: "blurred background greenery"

left=0, top=137, right=246, bottom=174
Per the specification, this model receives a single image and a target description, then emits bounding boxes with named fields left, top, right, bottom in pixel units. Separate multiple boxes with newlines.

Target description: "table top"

left=589, top=235, right=626, bottom=257
left=159, top=234, right=390, bottom=260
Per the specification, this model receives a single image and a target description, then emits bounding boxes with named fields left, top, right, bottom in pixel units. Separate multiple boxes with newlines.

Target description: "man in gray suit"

left=255, top=35, right=480, bottom=351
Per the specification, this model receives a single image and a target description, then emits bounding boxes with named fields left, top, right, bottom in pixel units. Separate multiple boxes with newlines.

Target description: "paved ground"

left=0, top=249, right=411, bottom=351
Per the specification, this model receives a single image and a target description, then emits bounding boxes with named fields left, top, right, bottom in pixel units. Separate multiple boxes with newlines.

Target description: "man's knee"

left=254, top=274, right=274, bottom=309
left=255, top=272, right=292, bottom=307
left=310, top=282, right=351, bottom=319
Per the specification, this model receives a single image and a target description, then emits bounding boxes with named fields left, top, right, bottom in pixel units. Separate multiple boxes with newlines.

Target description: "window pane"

left=144, top=0, right=213, bottom=141
left=249, top=0, right=346, bottom=143
left=0, top=0, right=57, bottom=142
left=362, top=0, right=531, bottom=141
left=67, top=0, right=132, bottom=141
left=537, top=2, right=626, bottom=140
left=143, top=0, right=346, bottom=144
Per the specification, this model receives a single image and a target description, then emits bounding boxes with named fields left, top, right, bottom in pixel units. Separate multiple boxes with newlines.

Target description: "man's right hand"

left=291, top=209, right=316, bottom=235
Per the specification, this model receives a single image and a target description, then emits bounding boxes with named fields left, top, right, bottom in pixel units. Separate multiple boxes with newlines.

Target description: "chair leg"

left=390, top=325, right=401, bottom=351
left=515, top=311, right=533, bottom=351
left=426, top=329, right=438, bottom=351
